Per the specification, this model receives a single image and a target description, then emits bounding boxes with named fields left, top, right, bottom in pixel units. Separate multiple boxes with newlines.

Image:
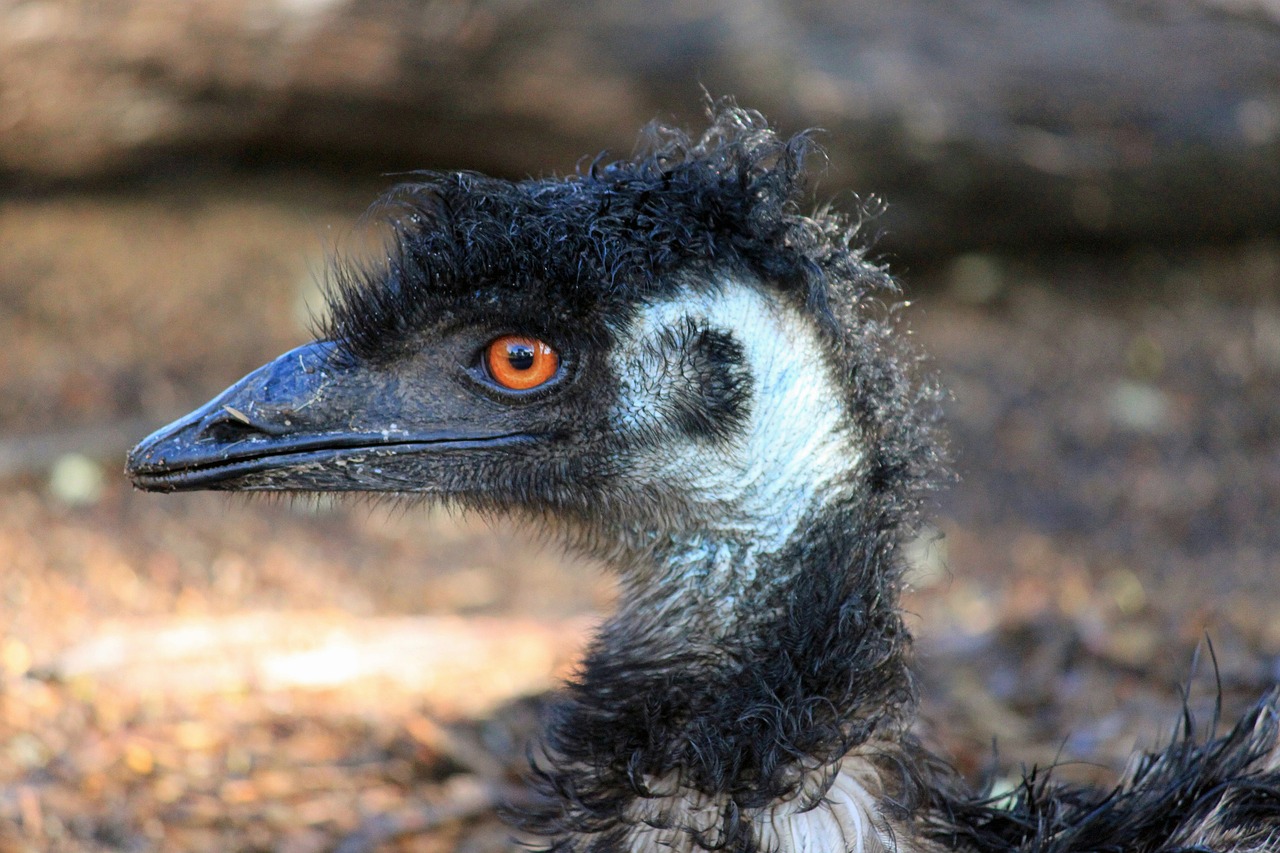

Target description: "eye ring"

left=484, top=336, right=560, bottom=391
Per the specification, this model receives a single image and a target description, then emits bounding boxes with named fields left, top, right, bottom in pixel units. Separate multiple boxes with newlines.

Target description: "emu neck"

left=523, top=280, right=922, bottom=850
left=594, top=280, right=913, bottom=760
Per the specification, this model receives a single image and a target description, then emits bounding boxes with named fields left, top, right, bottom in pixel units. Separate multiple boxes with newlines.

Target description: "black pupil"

left=507, top=343, right=535, bottom=371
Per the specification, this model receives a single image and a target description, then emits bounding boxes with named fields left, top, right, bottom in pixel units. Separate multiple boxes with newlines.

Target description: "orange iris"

left=485, top=336, right=559, bottom=391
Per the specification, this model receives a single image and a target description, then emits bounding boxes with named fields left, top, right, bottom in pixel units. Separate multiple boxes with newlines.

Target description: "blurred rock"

left=1, top=0, right=1277, bottom=253
left=1108, top=380, right=1171, bottom=433
left=47, top=452, right=105, bottom=507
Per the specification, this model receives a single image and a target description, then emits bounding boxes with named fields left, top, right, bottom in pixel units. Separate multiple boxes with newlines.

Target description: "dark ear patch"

left=669, top=325, right=753, bottom=441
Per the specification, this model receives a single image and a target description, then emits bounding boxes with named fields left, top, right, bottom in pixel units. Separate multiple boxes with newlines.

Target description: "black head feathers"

left=323, top=104, right=893, bottom=364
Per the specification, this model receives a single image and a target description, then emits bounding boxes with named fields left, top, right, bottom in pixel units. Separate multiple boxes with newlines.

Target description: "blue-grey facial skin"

left=128, top=337, right=540, bottom=494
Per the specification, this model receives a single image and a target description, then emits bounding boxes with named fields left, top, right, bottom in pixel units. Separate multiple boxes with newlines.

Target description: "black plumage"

left=323, top=114, right=886, bottom=364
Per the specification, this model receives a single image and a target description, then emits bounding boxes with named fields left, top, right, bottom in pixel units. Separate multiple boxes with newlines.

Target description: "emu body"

left=127, top=108, right=1280, bottom=852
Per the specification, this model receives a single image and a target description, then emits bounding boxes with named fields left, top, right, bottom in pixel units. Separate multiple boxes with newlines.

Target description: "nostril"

left=206, top=417, right=264, bottom=443
left=204, top=405, right=291, bottom=442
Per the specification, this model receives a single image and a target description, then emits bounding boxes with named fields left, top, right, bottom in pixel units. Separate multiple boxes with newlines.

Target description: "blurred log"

left=0, top=1, right=1277, bottom=252
left=47, top=611, right=594, bottom=717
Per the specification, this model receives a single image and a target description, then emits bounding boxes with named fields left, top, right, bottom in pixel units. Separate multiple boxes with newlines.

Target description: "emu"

left=127, top=107, right=1280, bottom=852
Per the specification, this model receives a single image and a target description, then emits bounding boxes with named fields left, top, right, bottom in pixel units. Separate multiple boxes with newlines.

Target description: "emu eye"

left=484, top=336, right=559, bottom=391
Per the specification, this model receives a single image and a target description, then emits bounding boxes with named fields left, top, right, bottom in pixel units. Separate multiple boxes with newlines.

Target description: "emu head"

left=126, top=108, right=938, bottom=588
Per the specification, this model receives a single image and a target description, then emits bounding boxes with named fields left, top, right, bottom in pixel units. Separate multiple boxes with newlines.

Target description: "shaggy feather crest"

left=323, top=105, right=891, bottom=366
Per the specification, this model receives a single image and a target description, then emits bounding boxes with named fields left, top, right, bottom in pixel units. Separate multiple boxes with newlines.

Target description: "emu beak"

left=125, top=340, right=532, bottom=493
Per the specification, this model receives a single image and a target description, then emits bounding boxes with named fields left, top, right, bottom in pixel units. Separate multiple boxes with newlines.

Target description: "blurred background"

left=0, top=1, right=1278, bottom=850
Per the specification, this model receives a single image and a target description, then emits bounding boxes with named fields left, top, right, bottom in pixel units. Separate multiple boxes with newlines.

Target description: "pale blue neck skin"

left=600, top=276, right=866, bottom=649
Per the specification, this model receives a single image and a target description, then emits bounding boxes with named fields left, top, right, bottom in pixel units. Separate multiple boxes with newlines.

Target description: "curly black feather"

left=930, top=689, right=1280, bottom=852
left=323, top=104, right=892, bottom=368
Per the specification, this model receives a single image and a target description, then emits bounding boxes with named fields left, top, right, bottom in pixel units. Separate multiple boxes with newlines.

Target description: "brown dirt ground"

left=0, top=177, right=1278, bottom=851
